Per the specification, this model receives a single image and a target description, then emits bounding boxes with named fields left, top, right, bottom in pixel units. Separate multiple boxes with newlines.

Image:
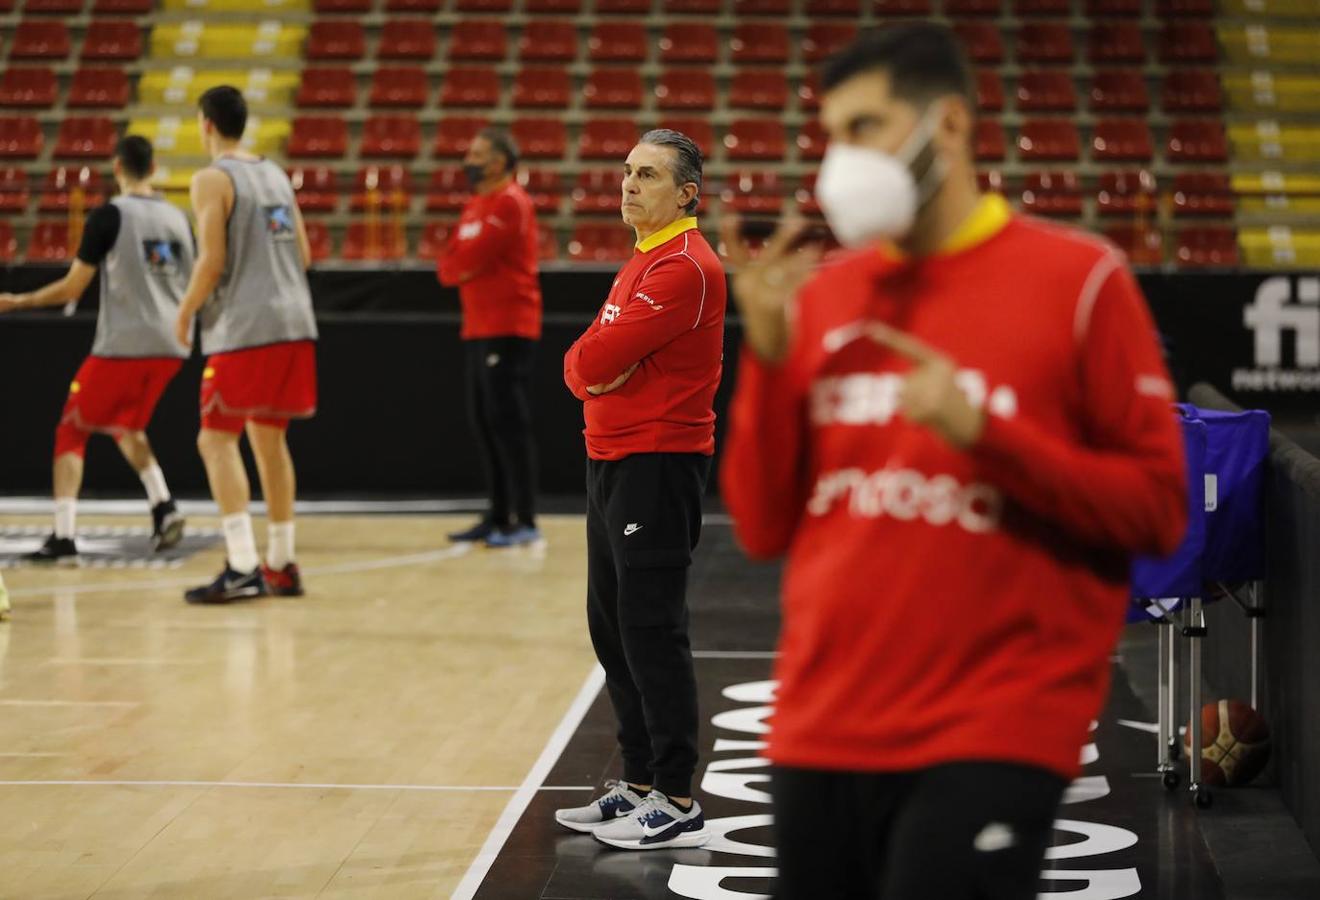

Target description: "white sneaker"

left=555, top=782, right=648, bottom=833
left=593, top=791, right=711, bottom=850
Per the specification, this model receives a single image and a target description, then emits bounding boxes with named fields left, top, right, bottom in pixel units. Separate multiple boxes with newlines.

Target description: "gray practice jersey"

left=199, top=156, right=318, bottom=354
left=90, top=195, right=195, bottom=359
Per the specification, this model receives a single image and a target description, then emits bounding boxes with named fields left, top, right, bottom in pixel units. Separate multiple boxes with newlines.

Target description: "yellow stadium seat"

left=138, top=68, right=299, bottom=106
left=149, top=165, right=198, bottom=210
left=1233, top=172, right=1320, bottom=214
left=1219, top=26, right=1320, bottom=65
left=1223, top=73, right=1320, bottom=113
left=1219, top=0, right=1320, bottom=17
left=1229, top=122, right=1320, bottom=162
left=149, top=22, right=307, bottom=60
left=129, top=115, right=291, bottom=157
left=162, top=0, right=309, bottom=11
left=1239, top=228, right=1320, bottom=268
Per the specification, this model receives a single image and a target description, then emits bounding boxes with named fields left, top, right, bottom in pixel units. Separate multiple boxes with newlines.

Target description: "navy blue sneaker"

left=184, top=564, right=267, bottom=604
left=485, top=525, right=543, bottom=548
left=448, top=519, right=499, bottom=543
left=554, top=783, right=647, bottom=833
left=593, top=792, right=711, bottom=850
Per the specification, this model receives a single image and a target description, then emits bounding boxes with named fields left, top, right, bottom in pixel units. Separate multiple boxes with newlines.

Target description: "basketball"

left=1184, top=699, right=1271, bottom=787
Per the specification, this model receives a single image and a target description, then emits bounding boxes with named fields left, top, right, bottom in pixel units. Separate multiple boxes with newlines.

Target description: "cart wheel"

left=1194, top=786, right=1213, bottom=809
left=1162, top=770, right=1181, bottom=791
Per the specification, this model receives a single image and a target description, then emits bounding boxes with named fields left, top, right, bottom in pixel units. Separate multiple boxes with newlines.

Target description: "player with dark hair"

left=0, top=135, right=192, bottom=562
left=174, top=85, right=318, bottom=603
left=720, top=23, right=1189, bottom=898
left=439, top=128, right=544, bottom=548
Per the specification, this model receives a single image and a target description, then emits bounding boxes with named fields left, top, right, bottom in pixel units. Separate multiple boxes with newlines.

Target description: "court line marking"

left=451, top=664, right=607, bottom=900
left=0, top=780, right=595, bottom=792
left=0, top=498, right=488, bottom=516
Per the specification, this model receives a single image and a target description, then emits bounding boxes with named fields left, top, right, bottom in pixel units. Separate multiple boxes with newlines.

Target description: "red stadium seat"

left=449, top=21, right=507, bottom=61
left=804, top=0, right=856, bottom=13
left=796, top=120, right=828, bottom=161
left=370, top=67, right=429, bottom=108
left=92, top=0, right=153, bottom=12
left=457, top=0, right=513, bottom=10
left=1095, top=169, right=1158, bottom=216
left=314, top=0, right=371, bottom=12
left=585, top=69, right=644, bottom=109
left=350, top=165, right=412, bottom=211
left=1176, top=227, right=1238, bottom=267
left=656, top=70, right=716, bottom=111
left=589, top=24, right=647, bottom=63
left=952, top=23, right=1003, bottom=65
left=729, top=70, right=789, bottom=110
left=378, top=20, right=436, bottom=60
left=82, top=21, right=141, bottom=61
left=361, top=116, right=421, bottom=157
left=0, top=117, right=44, bottom=157
left=1156, top=0, right=1212, bottom=14
left=0, top=167, right=30, bottom=212
left=386, top=0, right=442, bottom=12
left=795, top=172, right=821, bottom=216
left=1166, top=120, right=1227, bottom=162
left=1171, top=172, right=1234, bottom=216
left=1162, top=70, right=1222, bottom=113
left=511, top=117, right=568, bottom=158
left=427, top=167, right=469, bottom=212
left=976, top=70, right=1004, bottom=112
left=573, top=169, right=622, bottom=215
left=1091, top=118, right=1153, bottom=161
left=1104, top=225, right=1163, bottom=266
left=1020, top=170, right=1082, bottom=217
left=730, top=24, right=790, bottom=65
left=1015, top=70, right=1076, bottom=112
left=433, top=117, right=487, bottom=157
left=1013, top=0, right=1068, bottom=13
left=1088, top=24, right=1145, bottom=65
left=804, top=24, right=858, bottom=64
left=26, top=0, right=86, bottom=7
left=0, top=221, right=16, bottom=261
left=68, top=68, right=130, bottom=108
left=303, top=220, right=332, bottom=262
left=1159, top=23, right=1217, bottom=64
left=579, top=119, right=637, bottom=160
left=513, top=67, right=571, bottom=109
left=27, top=220, right=72, bottom=261
left=1087, top=0, right=1141, bottom=14
left=288, top=116, right=349, bottom=157
left=873, top=0, right=930, bottom=12
left=54, top=116, right=117, bottom=158
left=12, top=21, right=71, bottom=59
left=342, top=221, right=407, bottom=260
left=665, top=0, right=720, bottom=11
left=525, top=0, right=581, bottom=10
left=568, top=224, right=633, bottom=262
left=1089, top=70, right=1149, bottom=112
left=736, top=0, right=792, bottom=12
left=725, top=119, right=786, bottom=161
left=518, top=169, right=561, bottom=214
left=945, top=0, right=1000, bottom=12
left=418, top=221, right=453, bottom=260
left=442, top=67, right=501, bottom=107
left=659, top=118, right=714, bottom=157
left=595, top=0, right=649, bottom=12
left=297, top=67, right=357, bottom=108
left=720, top=171, right=783, bottom=215
left=39, top=166, right=107, bottom=212
left=1017, top=24, right=1074, bottom=66
left=520, top=21, right=577, bottom=62
left=0, top=68, right=58, bottom=108
left=975, top=120, right=1006, bottom=161
left=977, top=170, right=1007, bottom=194
left=661, top=24, right=719, bottom=65
left=288, top=165, right=339, bottom=212
left=538, top=224, right=559, bottom=261
left=306, top=22, right=366, bottom=60
left=1017, top=120, right=1081, bottom=161
left=797, top=73, right=821, bottom=111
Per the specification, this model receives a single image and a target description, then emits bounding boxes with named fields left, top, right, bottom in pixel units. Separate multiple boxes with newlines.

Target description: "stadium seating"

left=1174, top=172, right=1235, bottom=217
left=1091, top=119, right=1154, bottom=162
left=573, top=170, right=622, bottom=215
left=289, top=165, right=339, bottom=212
left=448, top=21, right=507, bottom=62
left=27, top=221, right=72, bottom=261
left=512, top=118, right=568, bottom=159
left=1020, top=171, right=1083, bottom=217
left=729, top=24, right=790, bottom=65
left=433, top=117, right=488, bottom=157
left=306, top=22, right=365, bottom=60
left=660, top=118, right=715, bottom=157
left=360, top=116, right=422, bottom=157
left=12, top=21, right=71, bottom=59
left=519, top=21, right=577, bottom=63
left=721, top=171, right=783, bottom=215
left=579, top=120, right=637, bottom=160
left=0, top=221, right=15, bottom=262
left=370, top=67, right=429, bottom=108
left=1096, top=170, right=1158, bottom=216
left=350, top=165, right=412, bottom=211
left=55, top=117, right=118, bottom=158
left=0, top=68, right=57, bottom=108
left=1104, top=225, right=1164, bottom=265
left=1176, top=227, right=1240, bottom=267
left=341, top=220, right=408, bottom=260
left=1018, top=120, right=1081, bottom=161
left=726, top=119, right=786, bottom=161
left=1169, top=120, right=1229, bottom=162
left=729, top=71, right=789, bottom=111
left=444, top=68, right=501, bottom=108
left=512, top=68, right=570, bottom=109
left=288, top=117, right=350, bottom=157
left=519, top=170, right=562, bottom=214
left=296, top=68, right=357, bottom=108
left=68, top=68, right=131, bottom=108
left=1162, top=70, right=1222, bottom=113
left=1090, top=71, right=1149, bottom=113
left=378, top=20, right=435, bottom=60
left=660, top=24, right=719, bottom=64
left=584, top=69, right=645, bottom=109
left=1016, top=71, right=1076, bottom=113
left=656, top=70, right=716, bottom=111
left=568, top=224, right=633, bottom=261
left=0, top=167, right=31, bottom=213
left=39, top=167, right=107, bottom=212
left=588, top=24, right=647, bottom=63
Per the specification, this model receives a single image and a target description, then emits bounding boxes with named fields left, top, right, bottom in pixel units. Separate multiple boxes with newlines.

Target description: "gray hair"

left=639, top=128, right=703, bottom=215
left=477, top=128, right=520, bottom=173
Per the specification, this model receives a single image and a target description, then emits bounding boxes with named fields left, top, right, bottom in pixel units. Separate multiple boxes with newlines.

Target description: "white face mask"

left=814, top=106, right=948, bottom=247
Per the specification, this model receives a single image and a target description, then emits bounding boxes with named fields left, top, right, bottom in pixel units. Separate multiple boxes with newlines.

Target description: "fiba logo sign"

left=1234, top=276, right=1320, bottom=392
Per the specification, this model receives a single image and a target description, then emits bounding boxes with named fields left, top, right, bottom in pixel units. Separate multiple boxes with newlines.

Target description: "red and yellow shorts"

left=56, top=356, right=183, bottom=457
left=200, top=340, right=318, bottom=434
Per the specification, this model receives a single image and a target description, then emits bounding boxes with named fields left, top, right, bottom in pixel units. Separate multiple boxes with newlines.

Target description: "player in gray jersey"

left=0, top=137, right=192, bottom=564
left=174, top=85, right=318, bottom=604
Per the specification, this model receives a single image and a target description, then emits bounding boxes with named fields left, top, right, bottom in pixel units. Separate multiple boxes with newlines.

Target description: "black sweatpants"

left=464, top=337, right=538, bottom=528
left=586, top=452, right=710, bottom=798
left=772, top=763, right=1067, bottom=900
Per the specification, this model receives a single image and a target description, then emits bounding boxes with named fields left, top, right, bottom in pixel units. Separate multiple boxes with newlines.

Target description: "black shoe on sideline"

left=151, top=500, right=186, bottom=552
left=184, top=564, right=267, bottom=605
left=27, top=534, right=78, bottom=566
left=447, top=518, right=500, bottom=543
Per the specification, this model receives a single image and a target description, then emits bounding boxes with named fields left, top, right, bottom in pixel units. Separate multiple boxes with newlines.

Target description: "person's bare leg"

left=197, top=427, right=259, bottom=573
left=247, top=422, right=297, bottom=571
left=51, top=452, right=84, bottom=541
left=114, top=430, right=153, bottom=472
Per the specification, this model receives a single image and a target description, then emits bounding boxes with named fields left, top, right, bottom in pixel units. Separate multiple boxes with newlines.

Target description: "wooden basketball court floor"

left=0, top=509, right=600, bottom=899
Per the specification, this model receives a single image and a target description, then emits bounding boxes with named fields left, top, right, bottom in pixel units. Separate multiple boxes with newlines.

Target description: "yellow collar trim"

left=636, top=217, right=699, bottom=253
left=880, top=193, right=1013, bottom=261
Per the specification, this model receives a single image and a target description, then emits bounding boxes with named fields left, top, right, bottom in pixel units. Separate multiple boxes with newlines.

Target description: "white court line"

left=0, top=780, right=594, bottom=792
left=0, top=497, right=488, bottom=516
left=451, top=664, right=607, bottom=900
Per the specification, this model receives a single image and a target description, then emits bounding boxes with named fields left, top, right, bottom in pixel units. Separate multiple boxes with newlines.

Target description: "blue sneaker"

left=554, top=782, right=647, bottom=833
left=484, top=525, right=542, bottom=548
left=593, top=791, right=710, bottom=850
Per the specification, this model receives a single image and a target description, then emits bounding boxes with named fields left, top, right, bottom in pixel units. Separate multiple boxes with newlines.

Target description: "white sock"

left=54, top=498, right=77, bottom=539
left=221, top=513, right=260, bottom=574
left=267, top=521, right=295, bottom=570
left=139, top=463, right=171, bottom=507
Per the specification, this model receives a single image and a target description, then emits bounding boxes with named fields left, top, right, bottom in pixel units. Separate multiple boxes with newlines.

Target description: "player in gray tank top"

left=0, top=136, right=191, bottom=563
left=175, top=85, right=317, bottom=604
